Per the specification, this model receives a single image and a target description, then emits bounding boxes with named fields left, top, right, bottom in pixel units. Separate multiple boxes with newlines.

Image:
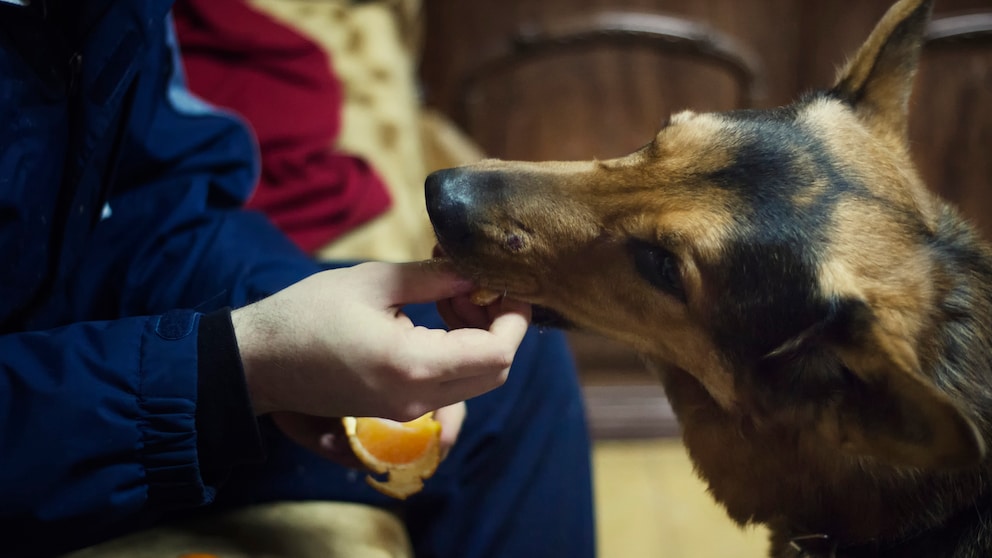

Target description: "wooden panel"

left=795, top=0, right=988, bottom=88
left=462, top=45, right=742, bottom=160
left=913, top=34, right=992, bottom=239
left=420, top=0, right=802, bottom=134
left=571, top=331, right=673, bottom=438
left=794, top=0, right=894, bottom=91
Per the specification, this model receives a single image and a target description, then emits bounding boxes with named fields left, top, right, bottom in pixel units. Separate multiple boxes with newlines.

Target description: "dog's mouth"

left=465, top=277, right=572, bottom=329
left=431, top=245, right=572, bottom=329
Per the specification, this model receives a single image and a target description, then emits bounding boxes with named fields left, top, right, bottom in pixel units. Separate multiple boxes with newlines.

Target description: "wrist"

left=231, top=305, right=276, bottom=415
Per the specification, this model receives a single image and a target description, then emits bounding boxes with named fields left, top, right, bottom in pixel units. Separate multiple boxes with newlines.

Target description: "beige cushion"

left=62, top=501, right=412, bottom=558
left=249, top=0, right=434, bottom=262
left=248, top=0, right=484, bottom=263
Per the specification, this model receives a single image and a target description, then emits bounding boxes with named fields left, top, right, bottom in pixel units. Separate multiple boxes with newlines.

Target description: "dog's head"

left=427, top=0, right=985, bottom=470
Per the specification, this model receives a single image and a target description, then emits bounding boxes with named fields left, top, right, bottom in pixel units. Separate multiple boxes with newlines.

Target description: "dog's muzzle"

left=425, top=168, right=572, bottom=330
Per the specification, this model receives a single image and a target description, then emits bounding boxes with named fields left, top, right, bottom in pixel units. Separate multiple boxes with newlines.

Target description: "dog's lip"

left=430, top=250, right=570, bottom=328
left=467, top=272, right=544, bottom=302
left=431, top=246, right=542, bottom=300
left=473, top=277, right=542, bottom=301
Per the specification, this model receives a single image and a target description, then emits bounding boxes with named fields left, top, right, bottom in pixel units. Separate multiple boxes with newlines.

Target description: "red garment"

left=173, top=0, right=391, bottom=253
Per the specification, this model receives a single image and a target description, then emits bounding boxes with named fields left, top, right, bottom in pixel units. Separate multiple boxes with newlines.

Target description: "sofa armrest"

left=63, top=501, right=412, bottom=558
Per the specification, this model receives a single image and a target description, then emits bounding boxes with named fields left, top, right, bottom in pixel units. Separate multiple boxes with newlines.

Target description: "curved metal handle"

left=926, top=11, right=992, bottom=44
left=457, top=9, right=765, bottom=126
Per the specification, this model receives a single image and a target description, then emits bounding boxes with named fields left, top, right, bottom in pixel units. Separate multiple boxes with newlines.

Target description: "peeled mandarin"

left=342, top=413, right=442, bottom=499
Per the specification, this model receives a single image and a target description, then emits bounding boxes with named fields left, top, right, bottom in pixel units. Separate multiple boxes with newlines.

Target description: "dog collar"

left=789, top=533, right=838, bottom=558
left=788, top=532, right=888, bottom=558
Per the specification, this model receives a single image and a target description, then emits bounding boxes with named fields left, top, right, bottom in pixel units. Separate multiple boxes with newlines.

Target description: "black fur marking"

left=750, top=298, right=872, bottom=410
left=701, top=108, right=868, bottom=366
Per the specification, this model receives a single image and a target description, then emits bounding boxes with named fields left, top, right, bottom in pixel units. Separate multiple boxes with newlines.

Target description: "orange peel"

left=342, top=412, right=442, bottom=499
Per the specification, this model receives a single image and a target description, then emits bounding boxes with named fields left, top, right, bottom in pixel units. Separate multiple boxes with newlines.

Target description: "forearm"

left=230, top=302, right=277, bottom=416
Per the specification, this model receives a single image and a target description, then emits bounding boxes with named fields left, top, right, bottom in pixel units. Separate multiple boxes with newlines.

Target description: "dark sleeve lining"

left=195, top=307, right=265, bottom=485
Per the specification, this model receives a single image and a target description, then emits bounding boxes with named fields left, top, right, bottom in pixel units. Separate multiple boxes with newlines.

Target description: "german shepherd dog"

left=426, top=0, right=992, bottom=556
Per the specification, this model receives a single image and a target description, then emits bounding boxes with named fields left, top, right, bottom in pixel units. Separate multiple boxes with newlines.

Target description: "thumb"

left=379, top=260, right=477, bottom=306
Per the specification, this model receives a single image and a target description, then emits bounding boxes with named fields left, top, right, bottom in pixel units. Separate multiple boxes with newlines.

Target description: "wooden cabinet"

left=418, top=0, right=992, bottom=438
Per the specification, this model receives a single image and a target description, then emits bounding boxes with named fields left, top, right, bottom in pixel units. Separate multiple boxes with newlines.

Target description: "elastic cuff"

left=195, top=308, right=265, bottom=486
left=139, top=310, right=207, bottom=507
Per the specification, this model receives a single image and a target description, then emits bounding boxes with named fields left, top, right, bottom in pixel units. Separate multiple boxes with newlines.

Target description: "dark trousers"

left=214, top=302, right=597, bottom=558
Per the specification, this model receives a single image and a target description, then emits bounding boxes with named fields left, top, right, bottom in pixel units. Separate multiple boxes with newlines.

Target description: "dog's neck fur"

left=775, top=492, right=992, bottom=558
left=655, top=206, right=992, bottom=558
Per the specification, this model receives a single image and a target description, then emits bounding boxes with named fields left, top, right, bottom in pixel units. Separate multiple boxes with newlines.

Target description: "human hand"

left=432, top=245, right=517, bottom=332
left=232, top=261, right=531, bottom=421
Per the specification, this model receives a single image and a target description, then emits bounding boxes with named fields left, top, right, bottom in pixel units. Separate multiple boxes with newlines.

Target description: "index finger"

left=403, top=300, right=531, bottom=382
left=380, top=260, right=476, bottom=307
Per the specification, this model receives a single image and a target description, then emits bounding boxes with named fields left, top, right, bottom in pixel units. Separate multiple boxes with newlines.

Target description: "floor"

left=592, top=438, right=769, bottom=558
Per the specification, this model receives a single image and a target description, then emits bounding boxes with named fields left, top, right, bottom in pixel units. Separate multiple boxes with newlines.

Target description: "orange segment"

left=469, top=287, right=501, bottom=306
left=343, top=413, right=442, bottom=499
left=350, top=413, right=439, bottom=465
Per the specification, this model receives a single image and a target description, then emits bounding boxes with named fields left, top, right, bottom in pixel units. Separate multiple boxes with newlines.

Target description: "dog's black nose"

left=426, top=168, right=509, bottom=254
left=425, top=168, right=475, bottom=251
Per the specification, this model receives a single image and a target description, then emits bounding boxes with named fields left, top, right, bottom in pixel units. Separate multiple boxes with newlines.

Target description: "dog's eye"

left=629, top=240, right=685, bottom=300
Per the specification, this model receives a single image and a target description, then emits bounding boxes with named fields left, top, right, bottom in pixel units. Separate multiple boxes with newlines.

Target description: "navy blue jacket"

left=0, top=1, right=321, bottom=554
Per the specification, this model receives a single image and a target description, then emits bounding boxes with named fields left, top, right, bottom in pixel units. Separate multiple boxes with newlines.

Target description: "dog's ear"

left=819, top=301, right=985, bottom=469
left=832, top=0, right=933, bottom=141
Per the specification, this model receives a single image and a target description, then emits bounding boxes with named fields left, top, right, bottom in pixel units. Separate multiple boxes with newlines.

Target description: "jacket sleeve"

left=1, top=311, right=204, bottom=545
left=0, top=17, right=324, bottom=553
